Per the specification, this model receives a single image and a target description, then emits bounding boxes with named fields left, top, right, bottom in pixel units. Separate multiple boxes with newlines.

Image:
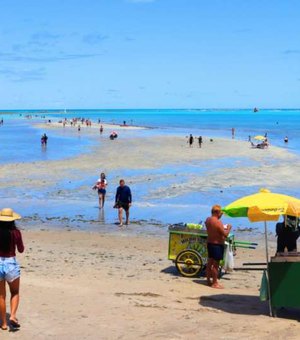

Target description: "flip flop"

left=9, top=319, right=20, bottom=328
left=1, top=326, right=8, bottom=330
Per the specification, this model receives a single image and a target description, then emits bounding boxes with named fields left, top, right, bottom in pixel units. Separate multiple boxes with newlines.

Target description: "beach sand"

left=35, top=120, right=147, bottom=131
left=5, top=229, right=299, bottom=339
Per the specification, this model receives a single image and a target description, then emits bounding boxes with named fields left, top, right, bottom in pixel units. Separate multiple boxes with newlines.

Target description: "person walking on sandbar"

left=205, top=205, right=231, bottom=289
left=188, top=134, right=194, bottom=147
left=92, top=173, right=107, bottom=208
left=114, top=179, right=132, bottom=227
left=198, top=136, right=203, bottom=148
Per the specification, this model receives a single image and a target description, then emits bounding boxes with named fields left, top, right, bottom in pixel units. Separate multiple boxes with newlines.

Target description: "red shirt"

left=0, top=229, right=24, bottom=257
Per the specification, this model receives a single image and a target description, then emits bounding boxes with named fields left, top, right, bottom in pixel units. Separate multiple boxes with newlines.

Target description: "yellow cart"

left=168, top=224, right=235, bottom=277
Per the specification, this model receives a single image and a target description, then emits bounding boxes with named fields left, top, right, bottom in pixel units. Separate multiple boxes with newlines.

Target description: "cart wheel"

left=175, top=250, right=203, bottom=277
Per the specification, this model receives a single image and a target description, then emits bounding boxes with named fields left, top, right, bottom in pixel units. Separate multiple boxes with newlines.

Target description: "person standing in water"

left=93, top=173, right=107, bottom=208
left=114, top=179, right=132, bottom=227
left=41, top=133, right=48, bottom=145
left=231, top=128, right=235, bottom=139
left=0, top=208, right=24, bottom=330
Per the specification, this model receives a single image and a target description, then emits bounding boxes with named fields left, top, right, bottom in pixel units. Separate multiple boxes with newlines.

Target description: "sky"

left=0, top=0, right=300, bottom=109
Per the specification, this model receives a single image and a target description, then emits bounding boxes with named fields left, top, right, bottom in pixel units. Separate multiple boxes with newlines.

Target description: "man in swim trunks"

left=114, top=179, right=132, bottom=227
left=205, top=205, right=232, bottom=288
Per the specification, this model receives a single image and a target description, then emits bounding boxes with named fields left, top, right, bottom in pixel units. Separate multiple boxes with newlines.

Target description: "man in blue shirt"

left=114, top=179, right=132, bottom=226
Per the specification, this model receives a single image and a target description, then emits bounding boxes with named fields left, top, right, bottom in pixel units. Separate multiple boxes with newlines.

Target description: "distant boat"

left=253, top=107, right=259, bottom=112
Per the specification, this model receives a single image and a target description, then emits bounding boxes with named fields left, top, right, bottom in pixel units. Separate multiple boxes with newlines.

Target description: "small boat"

left=253, top=107, right=259, bottom=112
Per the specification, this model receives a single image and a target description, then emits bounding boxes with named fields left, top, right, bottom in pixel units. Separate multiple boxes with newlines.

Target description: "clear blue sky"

left=0, top=0, right=299, bottom=109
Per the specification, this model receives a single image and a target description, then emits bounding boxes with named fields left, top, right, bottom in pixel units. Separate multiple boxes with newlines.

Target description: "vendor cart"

left=168, top=224, right=235, bottom=277
left=223, top=188, right=300, bottom=317
left=268, top=254, right=300, bottom=316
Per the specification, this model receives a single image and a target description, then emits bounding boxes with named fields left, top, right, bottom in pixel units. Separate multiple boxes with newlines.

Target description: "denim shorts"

left=0, top=257, right=20, bottom=283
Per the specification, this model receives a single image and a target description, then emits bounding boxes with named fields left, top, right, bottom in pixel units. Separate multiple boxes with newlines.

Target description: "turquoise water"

left=2, top=108, right=299, bottom=152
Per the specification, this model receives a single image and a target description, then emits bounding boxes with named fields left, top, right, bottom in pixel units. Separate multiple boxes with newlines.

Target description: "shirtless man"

left=205, top=205, right=232, bottom=288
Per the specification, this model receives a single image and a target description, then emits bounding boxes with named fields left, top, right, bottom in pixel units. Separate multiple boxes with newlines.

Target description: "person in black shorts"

left=207, top=243, right=224, bottom=261
left=114, top=179, right=132, bottom=227
left=205, top=205, right=232, bottom=288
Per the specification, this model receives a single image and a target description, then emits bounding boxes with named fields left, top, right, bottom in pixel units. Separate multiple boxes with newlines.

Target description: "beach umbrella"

left=254, top=135, right=266, bottom=141
left=222, top=188, right=300, bottom=315
left=223, top=189, right=300, bottom=222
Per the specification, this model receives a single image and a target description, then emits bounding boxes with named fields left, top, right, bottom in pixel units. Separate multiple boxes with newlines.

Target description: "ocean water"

left=0, top=109, right=299, bottom=233
left=0, top=116, right=92, bottom=163
left=3, top=108, right=299, bottom=149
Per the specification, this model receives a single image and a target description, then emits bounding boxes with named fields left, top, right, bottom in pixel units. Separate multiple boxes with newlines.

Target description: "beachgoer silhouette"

left=198, top=136, right=203, bottom=148
left=188, top=134, right=194, bottom=147
left=41, top=133, right=48, bottom=145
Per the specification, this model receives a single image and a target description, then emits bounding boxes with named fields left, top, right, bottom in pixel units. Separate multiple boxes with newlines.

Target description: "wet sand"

left=0, top=131, right=299, bottom=193
left=1, top=123, right=300, bottom=228
left=7, top=228, right=299, bottom=339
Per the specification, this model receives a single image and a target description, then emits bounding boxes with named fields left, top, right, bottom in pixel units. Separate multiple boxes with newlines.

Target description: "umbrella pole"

left=264, top=221, right=272, bottom=316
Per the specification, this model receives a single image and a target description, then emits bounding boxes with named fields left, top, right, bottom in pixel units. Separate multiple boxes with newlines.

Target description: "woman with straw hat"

left=0, top=208, right=24, bottom=330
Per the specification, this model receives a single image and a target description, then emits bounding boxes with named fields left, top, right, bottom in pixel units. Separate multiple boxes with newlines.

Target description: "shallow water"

left=0, top=117, right=93, bottom=163
left=0, top=110, right=299, bottom=236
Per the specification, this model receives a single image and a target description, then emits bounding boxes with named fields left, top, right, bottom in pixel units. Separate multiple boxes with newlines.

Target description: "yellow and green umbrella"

left=223, top=188, right=300, bottom=222
left=222, top=188, right=300, bottom=316
left=254, top=135, right=266, bottom=141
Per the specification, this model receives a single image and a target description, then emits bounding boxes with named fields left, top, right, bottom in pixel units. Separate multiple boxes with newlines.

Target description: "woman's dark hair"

left=0, top=221, right=15, bottom=253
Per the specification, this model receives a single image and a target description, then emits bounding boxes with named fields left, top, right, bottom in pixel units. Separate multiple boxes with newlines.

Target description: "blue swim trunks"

left=0, top=257, right=20, bottom=282
left=207, top=243, right=225, bottom=261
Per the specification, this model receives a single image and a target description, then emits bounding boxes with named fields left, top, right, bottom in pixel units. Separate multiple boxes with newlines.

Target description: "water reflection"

left=98, top=209, right=105, bottom=224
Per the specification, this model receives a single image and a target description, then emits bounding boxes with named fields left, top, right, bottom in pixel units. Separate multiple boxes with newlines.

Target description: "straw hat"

left=0, top=208, right=21, bottom=221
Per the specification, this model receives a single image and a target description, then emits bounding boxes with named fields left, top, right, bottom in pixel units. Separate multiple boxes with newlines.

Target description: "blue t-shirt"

left=115, top=185, right=132, bottom=204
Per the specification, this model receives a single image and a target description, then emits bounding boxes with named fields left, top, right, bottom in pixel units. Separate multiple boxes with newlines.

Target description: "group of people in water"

left=92, top=173, right=132, bottom=227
